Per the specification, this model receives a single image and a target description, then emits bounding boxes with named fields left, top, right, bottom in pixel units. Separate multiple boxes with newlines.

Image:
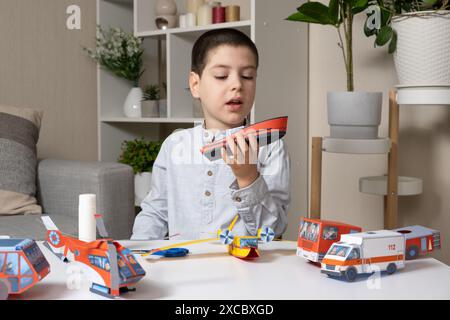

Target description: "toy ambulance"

left=321, top=230, right=405, bottom=282
left=0, top=238, right=50, bottom=299
left=297, top=218, right=362, bottom=263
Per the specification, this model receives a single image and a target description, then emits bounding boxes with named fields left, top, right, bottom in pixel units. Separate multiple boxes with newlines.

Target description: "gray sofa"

left=0, top=159, right=135, bottom=240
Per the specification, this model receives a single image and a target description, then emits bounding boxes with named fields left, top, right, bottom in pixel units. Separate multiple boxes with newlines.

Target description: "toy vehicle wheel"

left=344, top=267, right=357, bottom=282
left=406, top=245, right=419, bottom=260
left=0, top=279, right=9, bottom=300
left=386, top=263, right=397, bottom=275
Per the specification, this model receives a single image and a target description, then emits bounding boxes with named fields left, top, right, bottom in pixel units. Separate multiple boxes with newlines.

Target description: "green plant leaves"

left=388, top=29, right=397, bottom=54
left=329, top=0, right=340, bottom=25
left=118, top=138, right=162, bottom=174
left=375, top=25, right=393, bottom=46
left=351, top=0, right=369, bottom=14
left=288, top=2, right=334, bottom=25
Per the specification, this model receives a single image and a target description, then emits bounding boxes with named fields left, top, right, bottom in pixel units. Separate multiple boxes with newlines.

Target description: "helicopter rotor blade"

left=107, top=242, right=120, bottom=294
left=95, top=214, right=109, bottom=238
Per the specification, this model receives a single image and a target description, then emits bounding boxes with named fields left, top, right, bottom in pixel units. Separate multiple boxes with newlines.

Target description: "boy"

left=131, top=28, right=290, bottom=240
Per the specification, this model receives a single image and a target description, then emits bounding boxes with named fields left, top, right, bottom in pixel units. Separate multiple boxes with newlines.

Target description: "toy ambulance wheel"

left=0, top=279, right=9, bottom=300
left=344, top=267, right=357, bottom=282
left=386, top=263, right=397, bottom=275
left=406, top=245, right=419, bottom=260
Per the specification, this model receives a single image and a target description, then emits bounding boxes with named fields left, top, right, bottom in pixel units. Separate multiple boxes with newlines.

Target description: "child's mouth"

left=226, top=98, right=243, bottom=111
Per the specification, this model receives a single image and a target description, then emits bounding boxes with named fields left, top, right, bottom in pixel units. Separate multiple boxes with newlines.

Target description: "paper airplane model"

left=200, top=116, right=288, bottom=161
left=42, top=215, right=146, bottom=299
left=136, top=215, right=275, bottom=260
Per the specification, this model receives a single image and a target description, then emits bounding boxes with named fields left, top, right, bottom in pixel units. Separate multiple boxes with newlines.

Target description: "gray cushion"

left=0, top=105, right=43, bottom=214
left=0, top=214, right=77, bottom=241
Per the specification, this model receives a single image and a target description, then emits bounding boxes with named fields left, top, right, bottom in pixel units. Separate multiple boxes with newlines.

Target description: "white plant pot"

left=135, top=172, right=152, bottom=206
left=327, top=91, right=382, bottom=139
left=392, top=11, right=450, bottom=86
left=124, top=87, right=143, bottom=118
left=142, top=100, right=159, bottom=117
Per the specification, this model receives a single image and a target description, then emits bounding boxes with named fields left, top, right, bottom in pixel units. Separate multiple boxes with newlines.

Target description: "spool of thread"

left=78, top=194, right=97, bottom=242
left=187, top=0, right=205, bottom=14
left=186, top=13, right=196, bottom=27
left=179, top=14, right=187, bottom=28
left=212, top=6, right=225, bottom=24
left=225, top=5, right=240, bottom=22
left=209, top=1, right=221, bottom=7
left=197, top=3, right=212, bottom=26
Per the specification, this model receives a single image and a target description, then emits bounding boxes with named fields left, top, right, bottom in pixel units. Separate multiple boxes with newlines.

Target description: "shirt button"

left=235, top=197, right=242, bottom=202
left=207, top=171, right=213, bottom=176
left=205, top=191, right=212, bottom=197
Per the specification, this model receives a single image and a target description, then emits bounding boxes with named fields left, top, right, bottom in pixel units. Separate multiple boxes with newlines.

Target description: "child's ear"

left=189, top=71, right=200, bottom=99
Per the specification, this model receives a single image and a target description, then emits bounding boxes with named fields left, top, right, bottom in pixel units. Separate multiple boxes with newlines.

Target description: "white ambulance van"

left=320, top=230, right=405, bottom=282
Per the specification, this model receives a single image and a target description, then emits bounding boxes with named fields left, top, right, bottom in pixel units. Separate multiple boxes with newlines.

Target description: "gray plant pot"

left=327, top=91, right=382, bottom=139
left=142, top=100, right=159, bottom=117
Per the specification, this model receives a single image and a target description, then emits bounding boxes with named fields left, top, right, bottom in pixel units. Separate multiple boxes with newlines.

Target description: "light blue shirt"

left=131, top=122, right=291, bottom=240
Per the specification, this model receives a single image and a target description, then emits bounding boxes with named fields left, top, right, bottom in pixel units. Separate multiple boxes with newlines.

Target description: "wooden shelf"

left=322, top=137, right=391, bottom=154
left=359, top=176, right=423, bottom=196
left=136, top=20, right=252, bottom=38
left=396, top=85, right=450, bottom=105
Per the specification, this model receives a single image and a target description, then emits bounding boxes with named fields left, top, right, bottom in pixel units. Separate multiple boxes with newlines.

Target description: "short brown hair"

left=191, top=28, right=259, bottom=76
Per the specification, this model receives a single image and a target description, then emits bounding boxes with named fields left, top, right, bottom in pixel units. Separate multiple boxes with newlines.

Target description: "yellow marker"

left=228, top=214, right=239, bottom=231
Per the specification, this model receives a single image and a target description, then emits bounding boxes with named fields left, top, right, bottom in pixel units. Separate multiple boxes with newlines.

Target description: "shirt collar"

left=199, top=118, right=248, bottom=143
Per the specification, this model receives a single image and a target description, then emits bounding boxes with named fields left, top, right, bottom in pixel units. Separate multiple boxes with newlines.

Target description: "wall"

left=309, top=6, right=450, bottom=265
left=0, top=0, right=97, bottom=161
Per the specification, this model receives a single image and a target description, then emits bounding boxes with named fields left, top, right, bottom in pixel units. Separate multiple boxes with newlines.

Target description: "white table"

left=12, top=240, right=450, bottom=300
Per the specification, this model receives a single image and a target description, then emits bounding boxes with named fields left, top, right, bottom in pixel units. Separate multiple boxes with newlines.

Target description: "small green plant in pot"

left=142, top=84, right=161, bottom=118
left=287, top=1, right=383, bottom=139
left=118, top=138, right=162, bottom=205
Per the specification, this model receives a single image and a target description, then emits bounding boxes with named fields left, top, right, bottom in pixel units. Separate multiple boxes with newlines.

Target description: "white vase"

left=124, top=87, right=143, bottom=118
left=155, top=0, right=177, bottom=16
left=392, top=11, right=450, bottom=86
left=135, top=172, right=152, bottom=206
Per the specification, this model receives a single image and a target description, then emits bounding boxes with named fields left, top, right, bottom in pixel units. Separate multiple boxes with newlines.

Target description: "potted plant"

left=142, top=84, right=160, bottom=117
left=364, top=0, right=450, bottom=86
left=118, top=138, right=162, bottom=205
left=84, top=26, right=145, bottom=118
left=287, top=1, right=383, bottom=139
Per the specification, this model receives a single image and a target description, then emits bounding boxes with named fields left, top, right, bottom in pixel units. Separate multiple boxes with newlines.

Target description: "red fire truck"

left=297, top=218, right=362, bottom=263
left=393, top=225, right=441, bottom=260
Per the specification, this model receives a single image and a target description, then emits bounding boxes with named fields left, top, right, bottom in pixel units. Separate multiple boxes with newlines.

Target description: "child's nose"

left=230, top=75, right=243, bottom=91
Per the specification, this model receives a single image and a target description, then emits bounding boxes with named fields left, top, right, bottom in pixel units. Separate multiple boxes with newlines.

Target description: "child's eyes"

left=214, top=75, right=255, bottom=80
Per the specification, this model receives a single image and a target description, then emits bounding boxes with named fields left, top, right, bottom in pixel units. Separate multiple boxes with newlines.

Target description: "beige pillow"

left=0, top=105, right=44, bottom=215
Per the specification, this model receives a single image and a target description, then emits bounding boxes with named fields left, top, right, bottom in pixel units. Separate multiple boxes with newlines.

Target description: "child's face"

left=190, top=45, right=257, bottom=130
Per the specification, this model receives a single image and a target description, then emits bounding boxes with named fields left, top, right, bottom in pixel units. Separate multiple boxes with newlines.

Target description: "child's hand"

left=221, top=130, right=259, bottom=189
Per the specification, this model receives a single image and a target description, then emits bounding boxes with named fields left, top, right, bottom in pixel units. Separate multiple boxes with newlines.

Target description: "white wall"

left=308, top=7, right=450, bottom=265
